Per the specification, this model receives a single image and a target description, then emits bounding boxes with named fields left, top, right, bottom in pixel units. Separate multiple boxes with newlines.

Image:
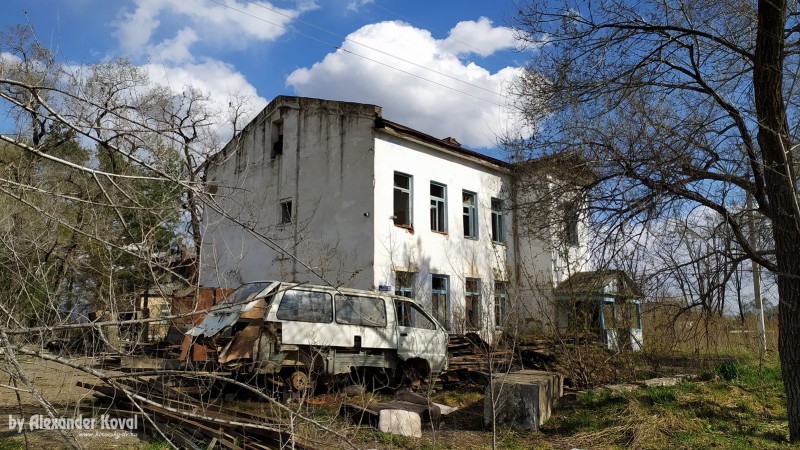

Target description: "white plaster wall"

left=373, top=131, right=516, bottom=337
left=201, top=98, right=378, bottom=290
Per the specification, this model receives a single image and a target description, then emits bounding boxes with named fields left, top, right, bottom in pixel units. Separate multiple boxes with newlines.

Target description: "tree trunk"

left=754, top=0, right=800, bottom=441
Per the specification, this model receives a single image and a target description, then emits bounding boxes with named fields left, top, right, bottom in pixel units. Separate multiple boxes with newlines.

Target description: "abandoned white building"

left=199, top=96, right=594, bottom=339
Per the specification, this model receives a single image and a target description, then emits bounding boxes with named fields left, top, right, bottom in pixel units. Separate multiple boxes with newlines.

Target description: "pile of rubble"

left=78, top=375, right=312, bottom=450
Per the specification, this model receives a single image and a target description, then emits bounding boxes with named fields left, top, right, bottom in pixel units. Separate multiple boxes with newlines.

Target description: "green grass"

left=137, top=441, right=171, bottom=450
left=0, top=439, right=24, bottom=450
left=541, top=355, right=791, bottom=449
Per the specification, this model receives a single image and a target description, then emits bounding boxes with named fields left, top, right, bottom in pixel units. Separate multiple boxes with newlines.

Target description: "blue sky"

left=1, top=0, right=530, bottom=152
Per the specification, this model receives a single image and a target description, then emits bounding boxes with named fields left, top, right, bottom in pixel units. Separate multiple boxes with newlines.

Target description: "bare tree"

left=511, top=0, right=800, bottom=439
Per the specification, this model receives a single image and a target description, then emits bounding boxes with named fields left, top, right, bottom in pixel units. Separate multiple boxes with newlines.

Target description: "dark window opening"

left=393, top=172, right=412, bottom=226
left=564, top=200, right=580, bottom=246
left=280, top=200, right=292, bottom=224
left=465, top=278, right=481, bottom=329
left=271, top=121, right=284, bottom=159
left=432, top=274, right=449, bottom=330
left=491, top=198, right=504, bottom=243
left=463, top=191, right=478, bottom=239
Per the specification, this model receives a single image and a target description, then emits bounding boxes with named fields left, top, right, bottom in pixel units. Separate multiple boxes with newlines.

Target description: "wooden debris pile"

left=445, top=333, right=513, bottom=375
left=78, top=374, right=313, bottom=450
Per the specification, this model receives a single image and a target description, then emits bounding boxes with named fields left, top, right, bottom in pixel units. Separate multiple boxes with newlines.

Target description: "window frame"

left=627, top=302, right=642, bottom=330
left=462, top=190, right=478, bottom=239
left=394, top=271, right=415, bottom=299
left=431, top=274, right=449, bottom=330
left=465, top=277, right=481, bottom=330
left=276, top=289, right=333, bottom=323
left=271, top=120, right=284, bottom=159
left=280, top=199, right=293, bottom=225
left=564, top=200, right=580, bottom=247
left=395, top=299, right=437, bottom=330
left=430, top=182, right=447, bottom=233
left=334, top=294, right=387, bottom=327
left=491, top=198, right=505, bottom=244
left=494, top=281, right=509, bottom=329
left=393, top=172, right=413, bottom=227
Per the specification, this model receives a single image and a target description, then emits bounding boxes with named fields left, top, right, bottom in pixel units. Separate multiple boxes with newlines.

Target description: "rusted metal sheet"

left=218, top=321, right=262, bottom=363
left=186, top=282, right=279, bottom=338
left=178, top=287, right=229, bottom=361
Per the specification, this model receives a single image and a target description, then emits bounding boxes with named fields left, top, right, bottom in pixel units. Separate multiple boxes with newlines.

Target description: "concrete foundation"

left=483, top=370, right=563, bottom=431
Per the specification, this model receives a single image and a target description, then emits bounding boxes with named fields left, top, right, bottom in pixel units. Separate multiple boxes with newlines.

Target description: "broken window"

left=602, top=301, right=616, bottom=329
left=280, top=199, right=292, bottom=224
left=431, top=274, right=449, bottom=330
left=465, top=278, right=481, bottom=329
left=335, top=294, right=387, bottom=327
left=463, top=191, right=478, bottom=239
left=494, top=281, right=509, bottom=328
left=491, top=198, right=504, bottom=243
left=394, top=271, right=415, bottom=298
left=395, top=300, right=436, bottom=330
left=627, top=302, right=642, bottom=329
left=276, top=289, right=332, bottom=323
left=430, top=182, right=447, bottom=232
left=271, top=121, right=284, bottom=159
left=393, top=172, right=412, bottom=226
left=566, top=301, right=601, bottom=331
left=564, top=199, right=580, bottom=246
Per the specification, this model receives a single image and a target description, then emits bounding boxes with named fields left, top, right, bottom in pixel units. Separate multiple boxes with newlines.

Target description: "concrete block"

left=483, top=370, right=563, bottom=431
left=378, top=409, right=422, bottom=438
left=641, top=377, right=681, bottom=387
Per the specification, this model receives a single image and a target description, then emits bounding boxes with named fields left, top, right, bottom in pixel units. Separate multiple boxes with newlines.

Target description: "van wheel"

left=288, top=370, right=309, bottom=391
left=395, top=362, right=423, bottom=390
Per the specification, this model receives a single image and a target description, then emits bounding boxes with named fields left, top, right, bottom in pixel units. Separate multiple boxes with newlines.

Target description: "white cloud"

left=149, top=27, right=198, bottom=64
left=113, top=0, right=313, bottom=58
left=110, top=0, right=298, bottom=144
left=346, top=0, right=374, bottom=12
left=286, top=20, right=525, bottom=149
left=440, top=17, right=516, bottom=57
left=145, top=58, right=268, bottom=143
left=0, top=52, right=22, bottom=65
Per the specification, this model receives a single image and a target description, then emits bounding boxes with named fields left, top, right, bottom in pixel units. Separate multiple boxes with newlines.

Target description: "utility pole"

left=746, top=192, right=767, bottom=354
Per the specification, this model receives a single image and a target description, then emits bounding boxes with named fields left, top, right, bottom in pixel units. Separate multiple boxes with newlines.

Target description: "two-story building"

left=199, top=96, right=591, bottom=339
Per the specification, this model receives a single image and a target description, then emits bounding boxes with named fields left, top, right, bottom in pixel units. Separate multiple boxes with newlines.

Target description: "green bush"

left=715, top=360, right=742, bottom=380
left=645, top=386, right=677, bottom=405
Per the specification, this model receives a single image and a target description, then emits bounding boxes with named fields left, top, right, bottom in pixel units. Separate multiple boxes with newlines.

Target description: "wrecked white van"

left=186, top=281, right=449, bottom=390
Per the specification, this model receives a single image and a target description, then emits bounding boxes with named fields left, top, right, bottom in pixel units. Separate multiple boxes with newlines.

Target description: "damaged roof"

left=554, top=270, right=642, bottom=299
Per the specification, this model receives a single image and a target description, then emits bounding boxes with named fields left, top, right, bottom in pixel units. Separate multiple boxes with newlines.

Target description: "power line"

left=207, top=0, right=509, bottom=107
left=368, top=1, right=500, bottom=59
left=246, top=0, right=507, bottom=99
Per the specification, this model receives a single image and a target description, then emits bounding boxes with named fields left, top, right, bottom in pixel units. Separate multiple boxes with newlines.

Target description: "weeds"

left=541, top=356, right=790, bottom=449
left=0, top=439, right=24, bottom=450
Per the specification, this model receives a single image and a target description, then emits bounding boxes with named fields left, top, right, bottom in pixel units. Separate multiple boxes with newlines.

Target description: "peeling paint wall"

left=201, top=97, right=378, bottom=289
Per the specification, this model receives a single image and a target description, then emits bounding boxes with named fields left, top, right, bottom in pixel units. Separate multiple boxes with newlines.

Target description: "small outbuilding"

left=554, top=270, right=643, bottom=351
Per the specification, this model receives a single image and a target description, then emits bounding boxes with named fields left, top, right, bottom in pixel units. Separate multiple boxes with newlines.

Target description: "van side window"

left=276, top=289, right=333, bottom=323
left=335, top=295, right=387, bottom=327
left=395, top=300, right=436, bottom=330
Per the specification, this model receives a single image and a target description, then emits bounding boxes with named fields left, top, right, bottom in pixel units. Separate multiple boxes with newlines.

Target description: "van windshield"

left=221, top=282, right=274, bottom=305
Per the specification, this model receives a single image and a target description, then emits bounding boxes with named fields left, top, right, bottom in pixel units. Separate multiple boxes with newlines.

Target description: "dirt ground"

left=0, top=355, right=148, bottom=449
left=0, top=355, right=577, bottom=450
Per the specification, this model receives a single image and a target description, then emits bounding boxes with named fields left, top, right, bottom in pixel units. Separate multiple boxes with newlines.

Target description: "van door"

left=394, top=299, right=448, bottom=373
